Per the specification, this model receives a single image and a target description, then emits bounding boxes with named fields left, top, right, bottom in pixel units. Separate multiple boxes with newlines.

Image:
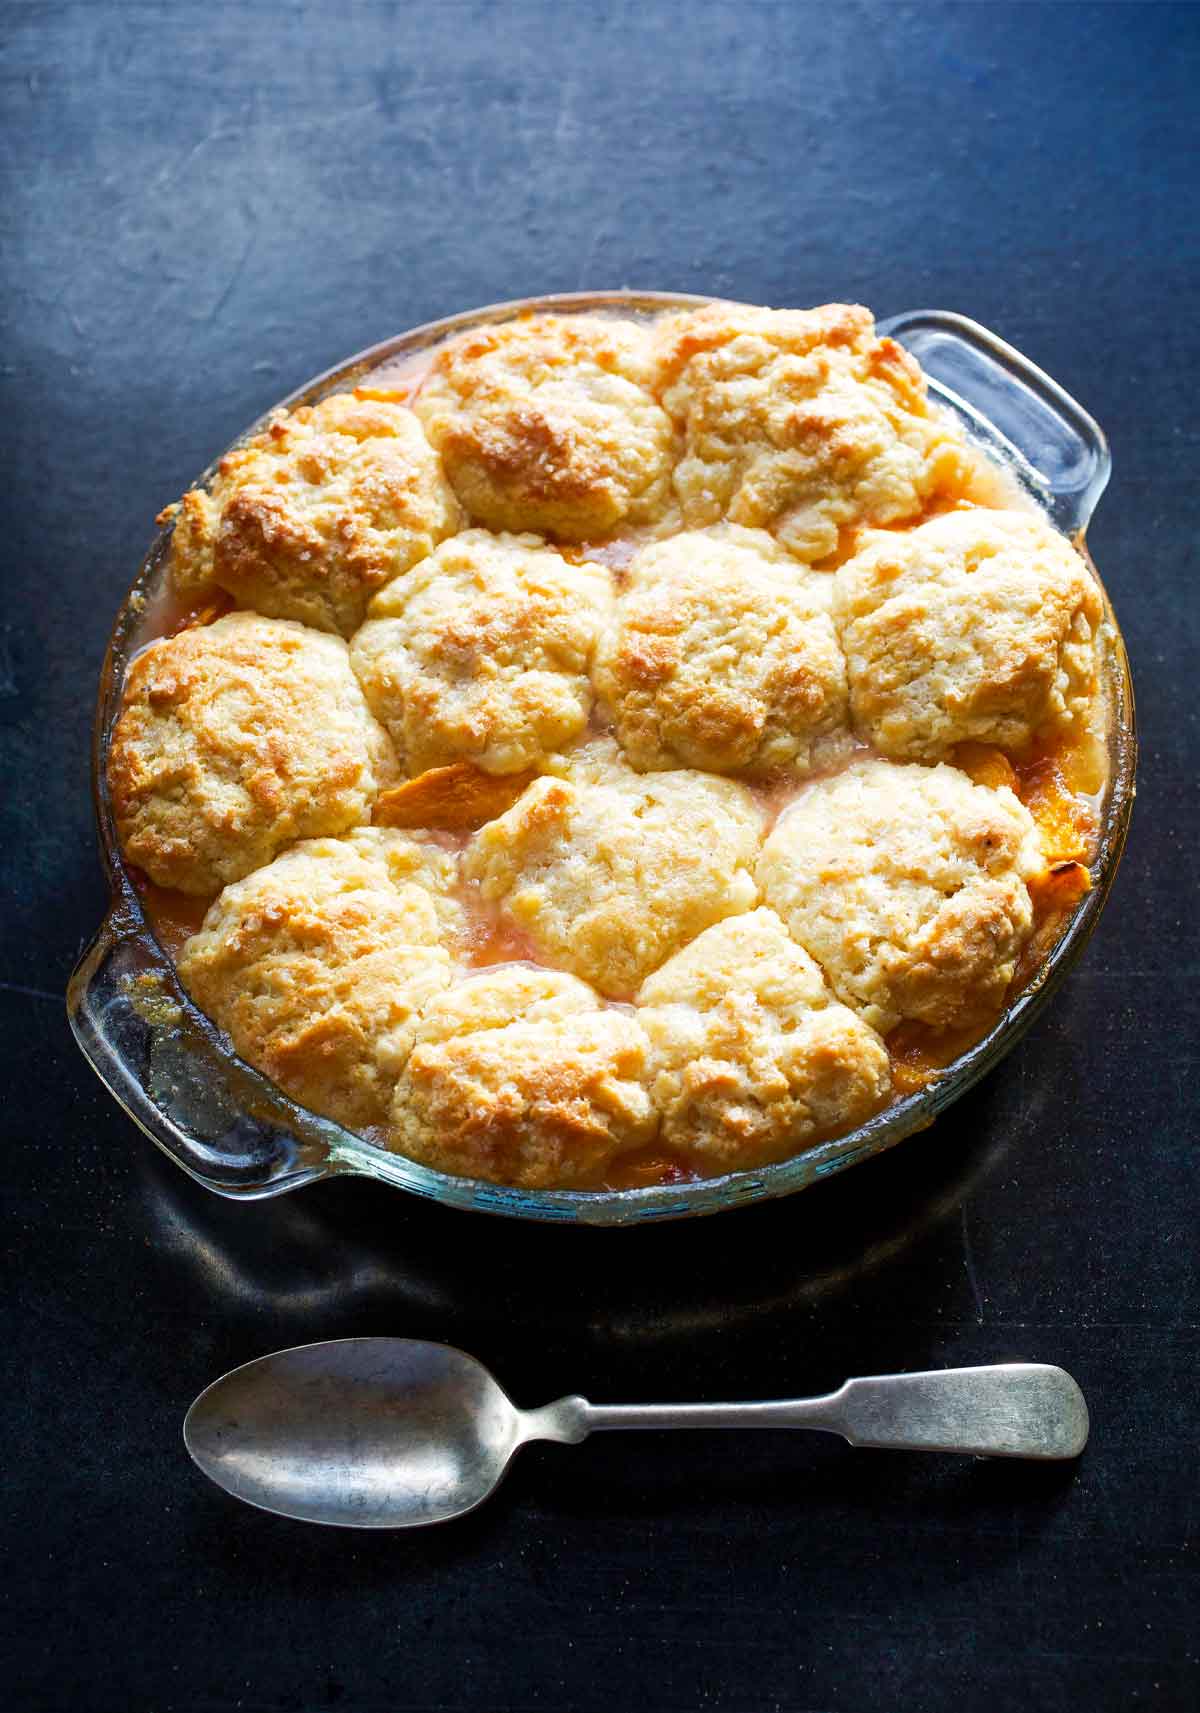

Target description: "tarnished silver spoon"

left=184, top=1339, right=1089, bottom=1529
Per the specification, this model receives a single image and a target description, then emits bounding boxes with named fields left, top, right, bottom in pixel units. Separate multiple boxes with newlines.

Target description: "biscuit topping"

left=113, top=301, right=1105, bottom=1189
left=655, top=301, right=975, bottom=558
left=166, top=392, right=460, bottom=637
left=415, top=314, right=677, bottom=539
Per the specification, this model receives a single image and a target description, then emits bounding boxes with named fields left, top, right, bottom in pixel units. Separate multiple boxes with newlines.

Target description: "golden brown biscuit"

left=832, top=507, right=1103, bottom=759
left=350, top=530, right=612, bottom=775
left=388, top=966, right=656, bottom=1188
left=164, top=392, right=460, bottom=636
left=414, top=314, right=677, bottom=539
left=637, top=909, right=891, bottom=1170
left=654, top=302, right=973, bottom=559
left=110, top=613, right=396, bottom=894
left=594, top=525, right=851, bottom=774
left=756, top=759, right=1045, bottom=1034
left=178, top=830, right=457, bottom=1129
left=463, top=742, right=764, bottom=997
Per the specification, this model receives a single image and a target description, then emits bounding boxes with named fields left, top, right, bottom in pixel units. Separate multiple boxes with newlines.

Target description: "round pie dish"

left=68, top=292, right=1135, bottom=1224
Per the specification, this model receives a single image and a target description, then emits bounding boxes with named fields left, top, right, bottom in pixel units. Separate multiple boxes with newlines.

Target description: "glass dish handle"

left=67, top=898, right=337, bottom=1200
left=877, top=310, right=1111, bottom=536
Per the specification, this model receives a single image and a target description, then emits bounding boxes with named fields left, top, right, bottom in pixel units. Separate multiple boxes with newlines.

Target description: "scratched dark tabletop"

left=3, top=3, right=1198, bottom=1709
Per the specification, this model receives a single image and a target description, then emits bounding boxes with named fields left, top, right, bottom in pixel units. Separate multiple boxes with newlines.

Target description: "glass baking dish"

left=67, top=292, right=1136, bottom=1225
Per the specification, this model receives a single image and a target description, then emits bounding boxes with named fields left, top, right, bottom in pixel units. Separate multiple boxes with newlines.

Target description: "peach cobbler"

left=109, top=302, right=1108, bottom=1190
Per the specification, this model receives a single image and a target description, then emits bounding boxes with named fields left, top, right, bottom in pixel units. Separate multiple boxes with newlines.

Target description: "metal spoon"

left=184, top=1339, right=1089, bottom=1529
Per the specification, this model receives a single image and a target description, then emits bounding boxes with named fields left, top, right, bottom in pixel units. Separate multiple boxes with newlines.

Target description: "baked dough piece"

left=654, top=301, right=972, bottom=560
left=414, top=313, right=677, bottom=539
left=463, top=744, right=764, bottom=997
left=594, top=525, right=850, bottom=774
left=757, top=758, right=1044, bottom=1034
left=164, top=392, right=460, bottom=636
left=178, top=830, right=457, bottom=1128
left=833, top=507, right=1102, bottom=759
left=110, top=613, right=396, bottom=894
left=350, top=529, right=612, bottom=775
left=637, top=909, right=891, bottom=1170
left=360, top=825, right=465, bottom=942
left=388, top=966, right=656, bottom=1188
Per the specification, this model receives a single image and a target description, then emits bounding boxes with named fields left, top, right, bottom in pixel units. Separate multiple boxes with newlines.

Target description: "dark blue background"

left=3, top=3, right=1197, bottom=1708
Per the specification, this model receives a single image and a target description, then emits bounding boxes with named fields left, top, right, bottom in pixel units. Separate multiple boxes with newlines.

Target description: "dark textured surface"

left=3, top=3, right=1198, bottom=1708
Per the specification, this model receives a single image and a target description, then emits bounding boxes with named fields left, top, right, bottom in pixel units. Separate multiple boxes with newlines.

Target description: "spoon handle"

left=545, top=1363, right=1088, bottom=1460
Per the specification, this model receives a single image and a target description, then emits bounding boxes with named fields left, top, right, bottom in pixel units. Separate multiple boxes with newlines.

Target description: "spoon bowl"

left=184, top=1339, right=531, bottom=1527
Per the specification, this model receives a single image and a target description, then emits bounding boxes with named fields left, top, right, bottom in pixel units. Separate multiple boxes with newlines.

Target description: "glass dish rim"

left=69, top=289, right=1137, bottom=1225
